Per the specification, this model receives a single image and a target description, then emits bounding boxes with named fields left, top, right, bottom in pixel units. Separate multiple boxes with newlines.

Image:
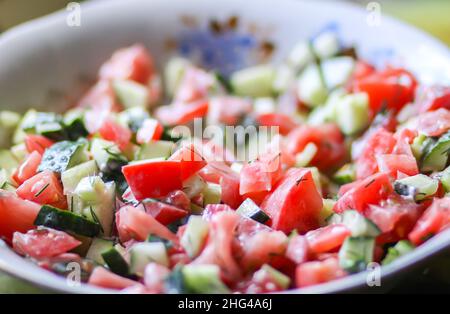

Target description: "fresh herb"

left=34, top=183, right=50, bottom=197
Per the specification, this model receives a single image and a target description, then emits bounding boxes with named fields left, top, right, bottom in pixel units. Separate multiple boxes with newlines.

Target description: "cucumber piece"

left=118, top=107, right=150, bottom=133
left=74, top=176, right=106, bottom=204
left=394, top=174, right=439, bottom=201
left=102, top=247, right=130, bottom=277
left=190, top=203, right=204, bottom=215
left=439, top=166, right=450, bottom=192
left=164, top=57, right=191, bottom=96
left=322, top=56, right=355, bottom=90
left=382, top=240, right=415, bottom=265
left=11, top=143, right=27, bottom=162
left=333, top=163, right=356, bottom=185
left=338, top=236, right=375, bottom=273
left=411, top=133, right=428, bottom=160
left=230, top=65, right=275, bottom=98
left=63, top=109, right=89, bottom=141
left=129, top=242, right=169, bottom=276
left=0, top=150, right=19, bottom=172
left=85, top=238, right=114, bottom=264
left=295, top=142, right=318, bottom=167
left=20, top=110, right=67, bottom=141
left=321, top=198, right=336, bottom=226
left=312, top=31, right=340, bottom=59
left=287, top=41, right=314, bottom=70
left=202, top=182, right=222, bottom=206
left=307, top=89, right=345, bottom=125
left=182, top=174, right=206, bottom=199
left=113, top=79, right=149, bottom=108
left=0, top=111, right=21, bottom=148
left=297, top=63, right=328, bottom=107
left=180, top=215, right=209, bottom=258
left=39, top=139, right=88, bottom=173
left=182, top=265, right=230, bottom=294
left=272, top=64, right=296, bottom=93
left=256, top=264, right=290, bottom=289
left=146, top=234, right=174, bottom=250
left=253, top=97, right=276, bottom=115
left=335, top=92, right=370, bottom=135
left=135, top=141, right=175, bottom=161
left=421, top=132, right=450, bottom=172
left=0, top=169, right=16, bottom=191
left=341, top=210, right=381, bottom=237
left=34, top=205, right=101, bottom=237
left=236, top=198, right=270, bottom=224
left=61, top=160, right=99, bottom=194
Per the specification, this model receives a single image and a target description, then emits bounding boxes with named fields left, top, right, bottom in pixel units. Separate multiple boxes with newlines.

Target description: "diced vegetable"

left=230, top=65, right=275, bottom=98
left=39, top=140, right=88, bottom=173
left=129, top=242, right=169, bottom=276
left=182, top=265, right=230, bottom=294
left=382, top=240, right=415, bottom=265
left=338, top=236, right=375, bottom=273
left=394, top=174, right=439, bottom=201
left=101, top=247, right=130, bottom=277
left=86, top=238, right=114, bottom=264
left=180, top=215, right=209, bottom=258
left=236, top=198, right=270, bottom=224
left=61, top=160, right=99, bottom=194
left=420, top=132, right=450, bottom=172
left=113, top=79, right=149, bottom=108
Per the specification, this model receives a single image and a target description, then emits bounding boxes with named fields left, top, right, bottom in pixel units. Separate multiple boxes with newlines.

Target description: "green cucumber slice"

left=338, top=236, right=375, bottom=273
left=236, top=198, right=270, bottom=224
left=85, top=238, right=114, bottom=264
left=129, top=242, right=169, bottom=276
left=61, top=160, right=99, bottom=194
left=230, top=65, right=275, bottom=98
left=394, top=174, right=439, bottom=201
left=180, top=215, right=209, bottom=258
left=113, top=79, right=149, bottom=108
left=135, top=140, right=175, bottom=160
left=382, top=240, right=415, bottom=265
left=39, top=139, right=88, bottom=173
left=182, top=264, right=230, bottom=294
left=102, top=247, right=130, bottom=277
left=421, top=132, right=450, bottom=172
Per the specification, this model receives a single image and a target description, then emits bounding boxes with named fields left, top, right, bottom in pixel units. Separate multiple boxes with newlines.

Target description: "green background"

left=0, top=0, right=449, bottom=293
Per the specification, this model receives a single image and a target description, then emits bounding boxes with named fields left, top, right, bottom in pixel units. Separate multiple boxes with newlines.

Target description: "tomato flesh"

left=12, top=151, right=42, bottom=185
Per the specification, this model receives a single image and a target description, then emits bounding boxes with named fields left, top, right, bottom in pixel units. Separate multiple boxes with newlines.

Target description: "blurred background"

left=0, top=0, right=449, bottom=294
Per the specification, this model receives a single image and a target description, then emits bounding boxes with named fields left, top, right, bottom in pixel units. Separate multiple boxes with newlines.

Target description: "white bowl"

left=0, top=0, right=449, bottom=293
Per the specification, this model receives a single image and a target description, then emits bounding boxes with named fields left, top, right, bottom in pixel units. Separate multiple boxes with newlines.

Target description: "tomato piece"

left=143, top=200, right=188, bottom=226
left=409, top=197, right=450, bottom=245
left=0, top=191, right=41, bottom=243
left=169, top=144, right=207, bottom=181
left=155, top=100, right=209, bottom=126
left=355, top=128, right=396, bottom=179
left=192, top=211, right=241, bottom=283
left=89, top=267, right=138, bottom=290
left=348, top=60, right=376, bottom=83
left=122, top=160, right=183, bottom=200
left=417, top=86, right=450, bottom=113
left=305, top=224, right=351, bottom=254
left=202, top=204, right=233, bottom=221
left=295, top=257, right=346, bottom=288
left=256, top=113, right=298, bottom=135
left=239, top=230, right=288, bottom=272
left=286, top=235, right=311, bottom=264
left=376, top=154, right=419, bottom=177
left=334, top=172, right=393, bottom=213
left=416, top=108, right=450, bottom=137
left=162, top=190, right=191, bottom=211
left=208, top=96, right=252, bottom=125
left=287, top=124, right=346, bottom=171
left=393, top=128, right=417, bottom=156
left=99, top=44, right=154, bottom=84
left=12, top=228, right=81, bottom=259
left=175, top=67, right=216, bottom=103
left=352, top=67, right=417, bottom=116
left=116, top=205, right=178, bottom=243
left=24, top=135, right=54, bottom=155
left=16, top=170, right=68, bottom=209
left=136, top=119, right=163, bottom=144
left=12, top=151, right=42, bottom=185
left=261, top=168, right=323, bottom=234
left=78, top=80, right=121, bottom=113
left=98, top=117, right=132, bottom=151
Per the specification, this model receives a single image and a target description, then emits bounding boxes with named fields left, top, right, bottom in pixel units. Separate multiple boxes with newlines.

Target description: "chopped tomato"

left=136, top=119, right=163, bottom=144
left=162, top=190, right=191, bottom=211
left=78, top=80, right=120, bottom=113
left=352, top=67, right=417, bottom=116
left=348, top=60, right=376, bottom=84
left=261, top=168, right=323, bottom=234
left=175, top=67, right=215, bottom=103
left=122, top=160, right=183, bottom=200
left=99, top=44, right=154, bottom=84
left=417, top=86, right=450, bottom=113
left=416, top=108, right=450, bottom=137
left=12, top=228, right=80, bottom=259
left=143, top=200, right=188, bottom=225
left=155, top=100, right=209, bottom=126
left=393, top=128, right=417, bottom=156
left=334, top=172, right=393, bottom=213
left=409, top=197, right=450, bottom=245
left=0, top=191, right=41, bottom=243
left=295, top=257, right=346, bottom=288
left=12, top=151, right=42, bottom=185
left=256, top=113, right=298, bottom=135
left=287, top=124, right=346, bottom=172
left=355, top=128, right=396, bottom=179
left=98, top=117, right=132, bottom=151
left=305, top=224, right=351, bottom=254
left=376, top=154, right=419, bottom=177
left=208, top=96, right=252, bottom=125
left=286, top=235, right=311, bottom=264
left=24, top=135, right=54, bottom=155
left=16, top=170, right=67, bottom=209
left=89, top=267, right=138, bottom=290
left=202, top=204, right=233, bottom=221
left=169, top=144, right=207, bottom=181
left=116, top=205, right=178, bottom=243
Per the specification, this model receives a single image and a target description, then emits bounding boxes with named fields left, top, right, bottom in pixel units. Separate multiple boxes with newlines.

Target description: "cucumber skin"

left=102, top=248, right=130, bottom=277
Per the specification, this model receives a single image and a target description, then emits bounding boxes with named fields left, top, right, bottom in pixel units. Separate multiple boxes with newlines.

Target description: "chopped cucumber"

left=230, top=65, right=275, bottom=98
left=394, top=174, right=439, bottom=201
left=307, top=89, right=345, bottom=126
left=135, top=140, right=175, bottom=160
left=382, top=240, right=415, bottom=265
left=421, top=132, right=450, bottom=172
left=256, top=264, right=290, bottom=289
left=236, top=198, right=270, bottom=224
left=118, top=106, right=150, bottom=132
left=164, top=57, right=191, bottom=96
left=101, top=247, right=130, bottom=277
left=0, top=169, right=16, bottom=191
left=85, top=238, right=114, bottom=264
left=312, top=31, right=340, bottom=59
left=297, top=63, right=328, bottom=107
left=272, top=64, right=296, bottom=93
left=39, top=139, right=88, bottom=173
left=182, top=174, right=206, bottom=199
left=322, top=56, right=355, bottom=90
left=0, top=111, right=21, bottom=148
left=439, top=166, right=450, bottom=192
left=320, top=198, right=336, bottom=226
left=11, top=143, right=27, bottom=162
left=338, top=236, right=375, bottom=273
left=330, top=210, right=381, bottom=237
left=253, top=97, right=276, bottom=115
left=295, top=142, right=318, bottom=167
left=63, top=109, right=88, bottom=140
left=182, top=265, right=230, bottom=294
left=19, top=110, right=67, bottom=141
left=333, top=163, right=356, bottom=185
left=129, top=242, right=169, bottom=276
left=287, top=41, right=314, bottom=70
left=202, top=182, right=222, bottom=206
left=180, top=215, right=209, bottom=258
left=61, top=160, right=99, bottom=194
left=113, top=79, right=149, bottom=108
left=34, top=205, right=101, bottom=237
left=411, top=133, right=428, bottom=160
left=0, top=150, right=19, bottom=172
left=335, top=92, right=370, bottom=135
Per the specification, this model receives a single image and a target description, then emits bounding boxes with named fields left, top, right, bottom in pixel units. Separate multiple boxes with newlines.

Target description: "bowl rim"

left=0, top=0, right=450, bottom=294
